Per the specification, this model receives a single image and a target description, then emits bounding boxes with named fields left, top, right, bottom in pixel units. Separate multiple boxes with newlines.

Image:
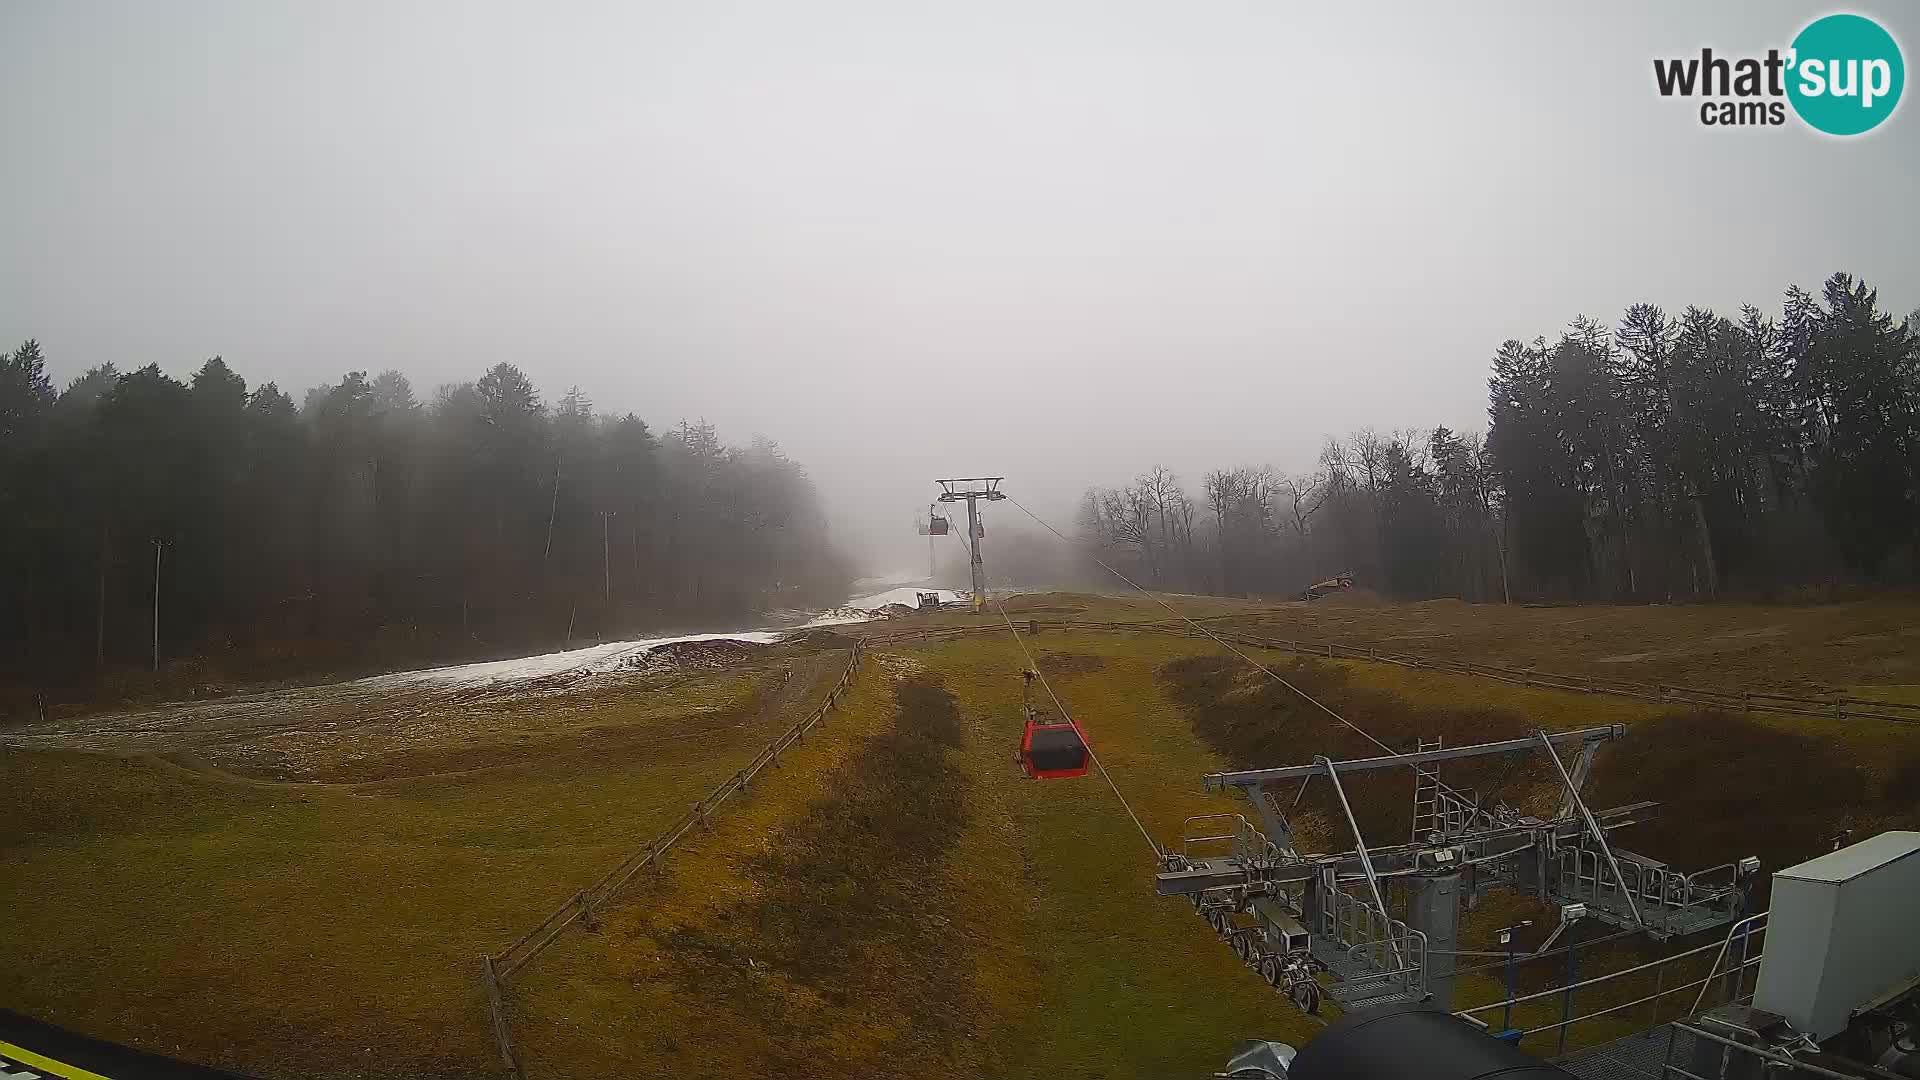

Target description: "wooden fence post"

left=481, top=954, right=523, bottom=1079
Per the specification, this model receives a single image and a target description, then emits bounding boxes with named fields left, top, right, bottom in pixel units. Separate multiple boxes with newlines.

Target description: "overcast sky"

left=4, top=2, right=1916, bottom=577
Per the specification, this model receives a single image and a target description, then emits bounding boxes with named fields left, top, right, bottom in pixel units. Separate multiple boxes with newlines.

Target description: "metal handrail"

left=1538, top=729, right=1644, bottom=929
left=1521, top=958, right=1762, bottom=1036
left=1668, top=1022, right=1863, bottom=1080
left=1320, top=878, right=1428, bottom=995
left=1316, top=755, right=1403, bottom=972
left=1181, top=813, right=1245, bottom=856
left=1456, top=926, right=1756, bottom=1017
left=1690, top=911, right=1769, bottom=1016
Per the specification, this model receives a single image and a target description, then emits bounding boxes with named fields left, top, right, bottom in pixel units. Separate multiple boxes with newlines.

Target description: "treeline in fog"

left=1080, top=273, right=1920, bottom=603
left=0, top=351, right=849, bottom=695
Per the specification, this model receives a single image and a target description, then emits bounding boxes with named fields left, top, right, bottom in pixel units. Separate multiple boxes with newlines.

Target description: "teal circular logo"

left=1787, top=14, right=1904, bottom=135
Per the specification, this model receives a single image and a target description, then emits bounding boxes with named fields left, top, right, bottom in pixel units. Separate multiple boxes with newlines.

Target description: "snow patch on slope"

left=845, top=587, right=968, bottom=611
left=348, top=588, right=957, bottom=690
left=358, top=630, right=785, bottom=689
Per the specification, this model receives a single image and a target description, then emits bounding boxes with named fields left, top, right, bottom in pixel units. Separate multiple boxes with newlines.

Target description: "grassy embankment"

left=1215, top=591, right=1920, bottom=692
left=514, top=632, right=1313, bottom=1080
left=0, top=652, right=846, bottom=1079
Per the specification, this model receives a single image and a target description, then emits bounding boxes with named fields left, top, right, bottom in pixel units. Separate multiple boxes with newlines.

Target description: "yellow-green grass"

left=914, top=631, right=1326, bottom=1077
left=10, top=591, right=1920, bottom=1078
left=0, top=655, right=852, bottom=1079
left=866, top=590, right=1920, bottom=699
left=510, top=633, right=1319, bottom=1079
left=1218, top=594, right=1920, bottom=692
left=509, top=653, right=917, bottom=1079
left=510, top=622, right=1920, bottom=1075
left=1334, top=655, right=1920, bottom=791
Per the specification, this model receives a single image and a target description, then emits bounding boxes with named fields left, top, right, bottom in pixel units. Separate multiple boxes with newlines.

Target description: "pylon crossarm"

left=1206, top=725, right=1626, bottom=790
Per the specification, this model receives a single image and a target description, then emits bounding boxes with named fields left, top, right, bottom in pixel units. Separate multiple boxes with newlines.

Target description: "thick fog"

left=5, top=1, right=1916, bottom=579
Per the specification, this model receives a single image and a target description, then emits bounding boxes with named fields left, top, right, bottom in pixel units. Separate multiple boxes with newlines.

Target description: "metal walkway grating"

left=1557, top=1024, right=1698, bottom=1080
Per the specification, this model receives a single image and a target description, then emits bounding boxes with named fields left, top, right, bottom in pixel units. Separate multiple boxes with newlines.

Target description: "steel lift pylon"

left=1156, top=725, right=1762, bottom=1015
left=936, top=477, right=1004, bottom=613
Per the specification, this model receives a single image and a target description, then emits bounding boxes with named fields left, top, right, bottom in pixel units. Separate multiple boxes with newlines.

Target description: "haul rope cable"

left=1004, top=494, right=1490, bottom=811
left=941, top=527, right=1162, bottom=858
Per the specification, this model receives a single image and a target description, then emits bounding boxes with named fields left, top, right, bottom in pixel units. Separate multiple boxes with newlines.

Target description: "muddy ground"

left=0, top=638, right=841, bottom=784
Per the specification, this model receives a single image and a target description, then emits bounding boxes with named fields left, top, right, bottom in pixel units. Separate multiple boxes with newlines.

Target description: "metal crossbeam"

left=1154, top=801, right=1659, bottom=897
left=1162, top=716, right=1760, bottom=1026
left=1204, top=725, right=1626, bottom=790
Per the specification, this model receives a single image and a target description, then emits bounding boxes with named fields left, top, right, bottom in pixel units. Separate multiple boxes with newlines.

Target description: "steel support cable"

left=939, top=528, right=1161, bottom=859
left=1004, top=494, right=1484, bottom=810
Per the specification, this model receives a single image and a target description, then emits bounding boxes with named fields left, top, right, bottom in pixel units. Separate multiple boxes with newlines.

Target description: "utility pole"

left=96, top=524, right=109, bottom=669
left=151, top=539, right=165, bottom=672
left=543, top=465, right=561, bottom=565
left=601, top=510, right=616, bottom=602
left=936, top=478, right=1005, bottom=613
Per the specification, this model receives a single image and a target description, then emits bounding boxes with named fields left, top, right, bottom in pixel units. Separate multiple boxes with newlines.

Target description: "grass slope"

left=9, top=592, right=1920, bottom=1077
left=0, top=656, right=850, bottom=1079
left=1218, top=594, right=1920, bottom=692
left=910, top=632, right=1320, bottom=1078
left=510, top=655, right=917, bottom=1078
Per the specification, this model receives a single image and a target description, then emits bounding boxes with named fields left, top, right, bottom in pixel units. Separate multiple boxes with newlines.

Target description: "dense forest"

left=1079, top=273, right=1920, bottom=604
left=0, top=352, right=849, bottom=701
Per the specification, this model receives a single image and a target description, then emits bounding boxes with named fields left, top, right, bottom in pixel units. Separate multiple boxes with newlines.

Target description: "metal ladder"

left=1410, top=737, right=1443, bottom=843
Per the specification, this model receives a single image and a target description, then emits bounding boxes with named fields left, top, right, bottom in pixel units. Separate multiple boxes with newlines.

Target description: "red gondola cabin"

left=929, top=515, right=951, bottom=535
left=1015, top=671, right=1089, bottom=780
left=1019, top=716, right=1090, bottom=779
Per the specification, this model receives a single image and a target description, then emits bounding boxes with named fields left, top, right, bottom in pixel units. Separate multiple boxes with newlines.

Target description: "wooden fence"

left=478, top=641, right=866, bottom=1077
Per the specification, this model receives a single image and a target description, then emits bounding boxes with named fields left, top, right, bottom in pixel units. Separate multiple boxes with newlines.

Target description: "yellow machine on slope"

left=1301, top=572, right=1355, bottom=602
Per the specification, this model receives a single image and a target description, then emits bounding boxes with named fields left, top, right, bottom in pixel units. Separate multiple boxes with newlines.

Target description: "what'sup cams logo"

left=1654, top=13, right=1904, bottom=135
